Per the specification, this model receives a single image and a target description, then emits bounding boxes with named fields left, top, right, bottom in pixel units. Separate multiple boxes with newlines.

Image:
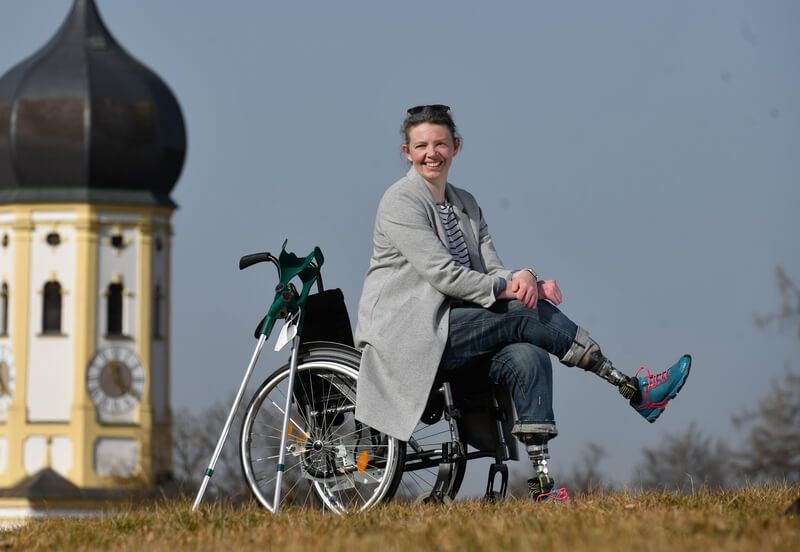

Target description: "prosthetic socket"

left=562, top=327, right=637, bottom=399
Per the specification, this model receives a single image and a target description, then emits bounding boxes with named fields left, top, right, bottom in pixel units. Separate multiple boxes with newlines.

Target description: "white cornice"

left=31, top=212, right=79, bottom=223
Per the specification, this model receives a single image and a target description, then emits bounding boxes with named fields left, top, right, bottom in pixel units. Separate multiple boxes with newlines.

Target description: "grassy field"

left=2, top=485, right=799, bottom=551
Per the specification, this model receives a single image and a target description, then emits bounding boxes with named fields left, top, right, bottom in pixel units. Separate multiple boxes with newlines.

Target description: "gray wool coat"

left=354, top=168, right=513, bottom=441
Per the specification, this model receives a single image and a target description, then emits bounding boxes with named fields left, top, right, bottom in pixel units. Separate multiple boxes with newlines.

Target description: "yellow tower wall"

left=0, top=203, right=173, bottom=490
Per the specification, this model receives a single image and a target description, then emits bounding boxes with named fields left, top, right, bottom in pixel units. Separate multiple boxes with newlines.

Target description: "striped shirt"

left=437, top=202, right=471, bottom=267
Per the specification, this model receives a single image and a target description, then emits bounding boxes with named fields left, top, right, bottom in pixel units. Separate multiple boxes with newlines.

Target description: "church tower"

left=0, top=0, right=185, bottom=496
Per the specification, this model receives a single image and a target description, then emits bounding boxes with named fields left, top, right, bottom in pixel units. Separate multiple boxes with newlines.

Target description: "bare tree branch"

left=754, top=265, right=800, bottom=340
left=558, top=442, right=614, bottom=493
left=171, top=401, right=250, bottom=501
left=732, top=369, right=800, bottom=484
left=633, top=422, right=733, bottom=492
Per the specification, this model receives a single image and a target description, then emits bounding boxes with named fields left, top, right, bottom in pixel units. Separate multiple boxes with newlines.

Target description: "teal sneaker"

left=630, top=354, right=691, bottom=423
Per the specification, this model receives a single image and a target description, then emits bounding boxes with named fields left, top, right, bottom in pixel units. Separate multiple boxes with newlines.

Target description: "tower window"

left=107, top=282, right=124, bottom=336
left=1, top=234, right=8, bottom=248
left=105, top=227, right=130, bottom=254
left=0, top=283, right=8, bottom=336
left=0, top=360, right=9, bottom=396
left=42, top=280, right=62, bottom=334
left=46, top=232, right=61, bottom=246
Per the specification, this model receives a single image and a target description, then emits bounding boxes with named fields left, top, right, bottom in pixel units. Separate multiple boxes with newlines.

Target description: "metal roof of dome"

left=0, top=0, right=186, bottom=208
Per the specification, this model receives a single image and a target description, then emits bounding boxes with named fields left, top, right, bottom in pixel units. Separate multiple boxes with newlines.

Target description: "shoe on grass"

left=528, top=474, right=569, bottom=502
left=631, top=354, right=691, bottom=423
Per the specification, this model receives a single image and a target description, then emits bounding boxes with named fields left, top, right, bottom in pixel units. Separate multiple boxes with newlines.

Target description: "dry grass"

left=2, top=485, right=799, bottom=551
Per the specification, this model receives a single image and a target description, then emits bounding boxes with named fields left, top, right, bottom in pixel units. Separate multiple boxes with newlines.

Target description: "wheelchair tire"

left=389, top=419, right=467, bottom=502
left=240, top=344, right=403, bottom=514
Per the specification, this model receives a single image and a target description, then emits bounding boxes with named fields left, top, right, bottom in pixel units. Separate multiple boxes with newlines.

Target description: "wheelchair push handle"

left=239, top=252, right=280, bottom=271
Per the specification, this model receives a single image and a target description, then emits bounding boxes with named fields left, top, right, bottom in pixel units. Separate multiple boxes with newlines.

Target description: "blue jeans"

left=439, top=300, right=579, bottom=439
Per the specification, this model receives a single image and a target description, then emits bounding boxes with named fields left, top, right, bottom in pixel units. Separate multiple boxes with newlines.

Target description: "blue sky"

left=1, top=0, right=798, bottom=491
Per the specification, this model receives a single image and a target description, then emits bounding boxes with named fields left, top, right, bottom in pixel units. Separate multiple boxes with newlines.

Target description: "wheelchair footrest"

left=484, top=462, right=508, bottom=502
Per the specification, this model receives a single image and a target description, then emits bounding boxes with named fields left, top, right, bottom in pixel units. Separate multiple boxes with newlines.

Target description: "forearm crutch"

left=272, top=314, right=302, bottom=513
left=192, top=241, right=323, bottom=513
left=192, top=333, right=268, bottom=511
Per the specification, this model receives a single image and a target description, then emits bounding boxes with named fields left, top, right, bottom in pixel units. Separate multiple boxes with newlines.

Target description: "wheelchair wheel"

left=394, top=419, right=467, bottom=502
left=240, top=349, right=403, bottom=514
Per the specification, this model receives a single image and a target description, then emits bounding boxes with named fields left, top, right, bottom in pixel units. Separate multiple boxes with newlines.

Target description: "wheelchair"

left=194, top=243, right=518, bottom=515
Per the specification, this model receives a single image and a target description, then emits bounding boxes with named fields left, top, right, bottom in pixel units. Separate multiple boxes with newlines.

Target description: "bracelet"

left=523, top=268, right=538, bottom=281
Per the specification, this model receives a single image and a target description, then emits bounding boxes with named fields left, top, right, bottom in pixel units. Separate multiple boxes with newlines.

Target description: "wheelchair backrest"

left=299, top=288, right=355, bottom=348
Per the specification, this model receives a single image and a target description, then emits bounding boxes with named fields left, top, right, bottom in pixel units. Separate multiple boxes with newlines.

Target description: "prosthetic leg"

left=562, top=327, right=693, bottom=423
left=522, top=433, right=556, bottom=500
left=561, top=327, right=640, bottom=401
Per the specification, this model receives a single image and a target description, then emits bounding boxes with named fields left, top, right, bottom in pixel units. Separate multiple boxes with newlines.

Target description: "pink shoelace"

left=535, top=487, right=570, bottom=502
left=634, top=365, right=672, bottom=410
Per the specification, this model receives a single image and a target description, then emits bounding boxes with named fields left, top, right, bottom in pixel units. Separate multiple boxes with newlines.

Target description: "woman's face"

left=402, top=123, right=460, bottom=187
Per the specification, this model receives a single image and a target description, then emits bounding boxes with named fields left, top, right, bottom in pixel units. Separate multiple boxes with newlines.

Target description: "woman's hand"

left=511, top=270, right=539, bottom=309
left=537, top=279, right=562, bottom=306
left=498, top=273, right=563, bottom=309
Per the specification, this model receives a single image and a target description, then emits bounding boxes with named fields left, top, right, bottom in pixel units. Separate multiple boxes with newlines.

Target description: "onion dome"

left=0, top=0, right=186, bottom=207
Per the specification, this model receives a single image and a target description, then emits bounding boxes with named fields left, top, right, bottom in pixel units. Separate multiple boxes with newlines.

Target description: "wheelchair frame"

left=192, top=242, right=516, bottom=514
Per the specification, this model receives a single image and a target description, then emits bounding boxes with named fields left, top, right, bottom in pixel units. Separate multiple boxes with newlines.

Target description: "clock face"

left=87, top=346, right=145, bottom=415
left=0, top=345, right=15, bottom=416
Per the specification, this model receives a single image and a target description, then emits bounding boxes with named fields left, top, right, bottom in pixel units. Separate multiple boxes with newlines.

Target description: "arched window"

left=107, top=282, right=124, bottom=336
left=42, top=281, right=62, bottom=334
left=0, top=283, right=8, bottom=336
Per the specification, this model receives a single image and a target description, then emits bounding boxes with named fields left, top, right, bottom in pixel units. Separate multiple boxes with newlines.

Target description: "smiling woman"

left=353, top=104, right=693, bottom=502
left=401, top=105, right=461, bottom=200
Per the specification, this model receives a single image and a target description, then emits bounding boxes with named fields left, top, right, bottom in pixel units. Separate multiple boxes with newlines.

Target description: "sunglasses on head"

left=406, top=104, right=451, bottom=115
